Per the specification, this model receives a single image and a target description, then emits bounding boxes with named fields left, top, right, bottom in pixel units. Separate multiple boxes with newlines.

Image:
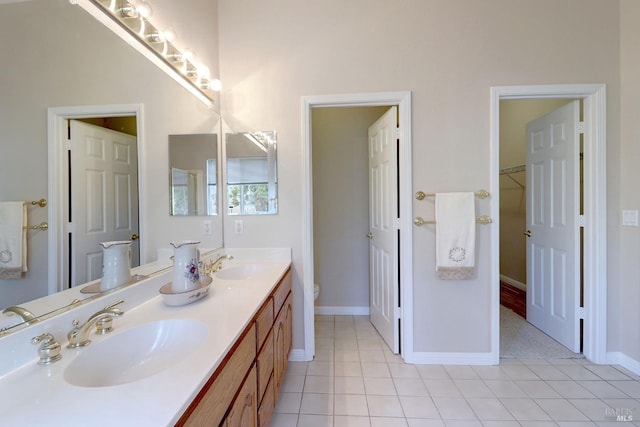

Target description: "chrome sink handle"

left=67, top=300, right=125, bottom=349
left=32, top=332, right=62, bottom=365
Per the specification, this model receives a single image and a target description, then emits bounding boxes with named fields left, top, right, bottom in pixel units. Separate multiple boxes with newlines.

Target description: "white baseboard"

left=500, top=274, right=526, bottom=291
left=314, top=306, right=370, bottom=316
left=404, top=351, right=498, bottom=365
left=607, top=351, right=640, bottom=375
left=288, top=349, right=308, bottom=362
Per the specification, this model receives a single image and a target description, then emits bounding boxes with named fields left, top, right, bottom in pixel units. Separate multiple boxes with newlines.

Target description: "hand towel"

left=435, top=192, right=475, bottom=280
left=0, top=201, right=28, bottom=279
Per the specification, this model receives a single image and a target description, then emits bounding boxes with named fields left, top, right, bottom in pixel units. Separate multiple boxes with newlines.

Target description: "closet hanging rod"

left=499, top=165, right=526, bottom=175
left=415, top=189, right=490, bottom=201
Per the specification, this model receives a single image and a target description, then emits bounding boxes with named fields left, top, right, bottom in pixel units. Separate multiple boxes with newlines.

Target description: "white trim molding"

left=490, top=84, right=607, bottom=365
left=301, top=91, right=413, bottom=362
left=314, top=306, right=370, bottom=316
left=607, top=352, right=640, bottom=376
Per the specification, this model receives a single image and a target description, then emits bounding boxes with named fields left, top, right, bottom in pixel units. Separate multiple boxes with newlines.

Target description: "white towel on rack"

left=435, top=192, right=475, bottom=280
left=0, top=201, right=28, bottom=279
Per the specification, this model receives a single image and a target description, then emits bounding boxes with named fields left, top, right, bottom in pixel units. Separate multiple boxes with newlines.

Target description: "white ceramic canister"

left=170, top=240, right=201, bottom=292
left=99, top=240, right=132, bottom=291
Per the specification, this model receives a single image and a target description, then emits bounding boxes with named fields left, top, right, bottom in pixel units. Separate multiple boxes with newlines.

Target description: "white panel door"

left=368, top=106, right=399, bottom=353
left=70, top=120, right=139, bottom=286
left=525, top=101, right=580, bottom=353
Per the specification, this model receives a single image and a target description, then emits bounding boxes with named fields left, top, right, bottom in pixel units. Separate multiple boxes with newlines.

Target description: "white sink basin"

left=215, top=264, right=270, bottom=280
left=64, top=319, right=207, bottom=387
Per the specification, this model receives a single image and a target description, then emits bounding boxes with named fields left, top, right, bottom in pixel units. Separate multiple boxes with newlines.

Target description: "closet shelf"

left=500, top=164, right=525, bottom=189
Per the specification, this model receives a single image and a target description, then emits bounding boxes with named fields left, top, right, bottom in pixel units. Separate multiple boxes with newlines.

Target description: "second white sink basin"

left=64, top=318, right=207, bottom=387
left=215, top=264, right=270, bottom=280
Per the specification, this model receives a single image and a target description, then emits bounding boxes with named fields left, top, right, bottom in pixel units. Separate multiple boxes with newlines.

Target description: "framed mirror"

left=169, top=134, right=219, bottom=216
left=226, top=131, right=278, bottom=215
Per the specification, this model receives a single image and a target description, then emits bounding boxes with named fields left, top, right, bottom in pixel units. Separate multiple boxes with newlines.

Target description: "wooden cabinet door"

left=226, top=365, right=257, bottom=427
left=273, top=293, right=292, bottom=396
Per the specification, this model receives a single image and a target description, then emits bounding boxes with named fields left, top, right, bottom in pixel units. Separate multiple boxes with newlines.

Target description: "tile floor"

left=271, top=315, right=640, bottom=427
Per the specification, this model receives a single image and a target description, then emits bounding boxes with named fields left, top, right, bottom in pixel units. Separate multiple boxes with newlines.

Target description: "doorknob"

left=367, top=232, right=373, bottom=240
left=131, top=233, right=139, bottom=241
left=523, top=230, right=532, bottom=237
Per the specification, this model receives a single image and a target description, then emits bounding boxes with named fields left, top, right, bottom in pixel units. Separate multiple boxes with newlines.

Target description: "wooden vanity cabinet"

left=175, top=267, right=292, bottom=427
left=177, top=324, right=256, bottom=426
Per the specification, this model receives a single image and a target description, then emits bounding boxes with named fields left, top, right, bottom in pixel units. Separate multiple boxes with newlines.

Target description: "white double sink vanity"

left=0, top=248, right=292, bottom=426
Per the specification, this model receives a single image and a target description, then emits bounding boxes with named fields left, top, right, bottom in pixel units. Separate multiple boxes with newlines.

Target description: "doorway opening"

left=301, top=92, right=413, bottom=362
left=490, top=85, right=607, bottom=364
left=312, top=105, right=397, bottom=349
left=47, top=104, right=146, bottom=295
left=499, top=98, right=583, bottom=358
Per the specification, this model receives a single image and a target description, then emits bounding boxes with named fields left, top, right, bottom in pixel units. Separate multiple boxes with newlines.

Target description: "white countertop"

left=0, top=248, right=291, bottom=426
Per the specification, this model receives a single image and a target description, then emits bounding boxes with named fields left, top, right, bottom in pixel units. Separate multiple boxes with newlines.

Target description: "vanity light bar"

left=71, top=0, right=220, bottom=107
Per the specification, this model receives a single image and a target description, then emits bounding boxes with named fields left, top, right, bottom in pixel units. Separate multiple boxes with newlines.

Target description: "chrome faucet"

left=203, top=254, right=234, bottom=275
left=3, top=306, right=39, bottom=325
left=67, top=300, right=124, bottom=348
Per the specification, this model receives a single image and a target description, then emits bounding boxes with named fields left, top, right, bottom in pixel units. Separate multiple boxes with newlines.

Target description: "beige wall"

left=219, top=0, right=622, bottom=357
left=619, top=0, right=640, bottom=366
left=312, top=107, right=389, bottom=309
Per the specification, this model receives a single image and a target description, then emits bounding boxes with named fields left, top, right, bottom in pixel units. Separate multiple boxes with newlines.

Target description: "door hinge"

left=65, top=139, right=72, bottom=150
left=578, top=306, right=585, bottom=319
left=395, top=307, right=402, bottom=320
left=65, top=222, right=74, bottom=234
left=395, top=127, right=401, bottom=140
left=393, top=218, right=401, bottom=230
left=576, top=121, right=585, bottom=134
left=579, top=215, right=585, bottom=228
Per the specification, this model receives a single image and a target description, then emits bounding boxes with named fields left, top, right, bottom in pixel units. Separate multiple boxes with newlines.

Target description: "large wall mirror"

left=226, top=131, right=278, bottom=215
left=169, top=134, right=219, bottom=216
left=0, top=0, right=222, bottom=334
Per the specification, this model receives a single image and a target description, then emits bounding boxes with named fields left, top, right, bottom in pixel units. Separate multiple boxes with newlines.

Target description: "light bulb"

left=162, top=28, right=176, bottom=43
left=210, top=79, right=222, bottom=92
left=197, top=65, right=211, bottom=80
left=135, top=1, right=152, bottom=18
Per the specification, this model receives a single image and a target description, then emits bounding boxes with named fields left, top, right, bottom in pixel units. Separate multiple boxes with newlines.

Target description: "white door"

left=368, top=106, right=399, bottom=353
left=525, top=101, right=580, bottom=352
left=70, top=120, right=139, bottom=286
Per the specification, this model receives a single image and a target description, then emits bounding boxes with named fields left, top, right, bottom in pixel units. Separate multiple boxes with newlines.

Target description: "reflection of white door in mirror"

left=171, top=168, right=205, bottom=215
left=70, top=120, right=140, bottom=287
left=168, top=134, right=218, bottom=216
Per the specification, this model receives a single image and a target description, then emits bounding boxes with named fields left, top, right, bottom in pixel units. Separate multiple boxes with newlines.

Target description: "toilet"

left=314, top=283, right=320, bottom=301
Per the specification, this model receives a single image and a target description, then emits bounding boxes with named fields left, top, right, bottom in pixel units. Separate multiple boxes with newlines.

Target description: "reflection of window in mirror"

left=226, top=131, right=277, bottom=215
left=168, top=134, right=218, bottom=216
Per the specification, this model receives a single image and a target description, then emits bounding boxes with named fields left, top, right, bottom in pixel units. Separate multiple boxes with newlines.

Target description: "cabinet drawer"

left=256, top=328, right=273, bottom=404
left=273, top=268, right=292, bottom=317
left=255, top=297, right=273, bottom=351
left=177, top=324, right=257, bottom=426
left=258, top=375, right=275, bottom=427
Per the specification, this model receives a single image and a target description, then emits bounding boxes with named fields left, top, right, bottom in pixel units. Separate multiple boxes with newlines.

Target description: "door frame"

left=301, top=91, right=413, bottom=361
left=47, top=104, right=146, bottom=294
left=490, top=84, right=607, bottom=364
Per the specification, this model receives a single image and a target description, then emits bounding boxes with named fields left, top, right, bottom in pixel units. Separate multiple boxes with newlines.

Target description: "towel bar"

left=414, top=215, right=492, bottom=226
left=415, top=190, right=490, bottom=201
